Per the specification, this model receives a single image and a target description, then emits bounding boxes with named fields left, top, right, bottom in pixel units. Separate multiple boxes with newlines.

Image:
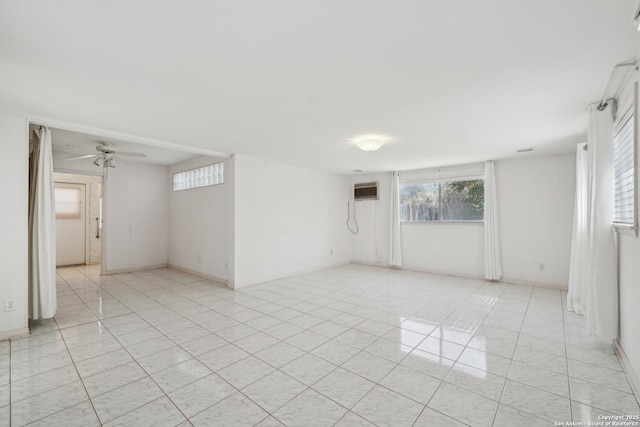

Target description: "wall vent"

left=354, top=182, right=379, bottom=200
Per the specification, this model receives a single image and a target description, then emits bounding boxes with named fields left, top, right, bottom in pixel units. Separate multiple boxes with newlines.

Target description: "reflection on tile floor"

left=1, top=264, right=639, bottom=426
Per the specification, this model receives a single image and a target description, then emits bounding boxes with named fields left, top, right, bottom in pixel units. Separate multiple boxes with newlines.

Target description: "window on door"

left=54, top=187, right=82, bottom=219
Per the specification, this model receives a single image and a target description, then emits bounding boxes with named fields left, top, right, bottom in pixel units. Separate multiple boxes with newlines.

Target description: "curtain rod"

left=597, top=60, right=638, bottom=111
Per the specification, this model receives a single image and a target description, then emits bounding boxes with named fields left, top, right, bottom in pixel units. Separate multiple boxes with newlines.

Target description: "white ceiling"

left=3, top=1, right=640, bottom=174
left=43, top=127, right=201, bottom=166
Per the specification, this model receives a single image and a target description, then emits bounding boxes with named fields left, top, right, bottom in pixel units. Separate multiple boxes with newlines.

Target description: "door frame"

left=51, top=167, right=105, bottom=272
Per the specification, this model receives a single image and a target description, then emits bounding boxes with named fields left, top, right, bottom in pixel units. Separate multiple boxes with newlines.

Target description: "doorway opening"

left=53, top=172, right=103, bottom=268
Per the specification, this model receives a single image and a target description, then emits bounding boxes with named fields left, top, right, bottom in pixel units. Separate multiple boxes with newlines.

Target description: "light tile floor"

left=1, top=264, right=639, bottom=426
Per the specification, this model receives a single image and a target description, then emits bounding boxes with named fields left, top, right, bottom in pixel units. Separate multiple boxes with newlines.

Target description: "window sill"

left=614, top=224, right=639, bottom=237
left=400, top=220, right=484, bottom=224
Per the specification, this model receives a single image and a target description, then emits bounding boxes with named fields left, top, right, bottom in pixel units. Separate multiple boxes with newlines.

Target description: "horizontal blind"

left=613, top=114, right=635, bottom=224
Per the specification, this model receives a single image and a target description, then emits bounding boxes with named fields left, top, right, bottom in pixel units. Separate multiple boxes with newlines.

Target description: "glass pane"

left=400, top=182, right=439, bottom=221
left=440, top=179, right=484, bottom=221
left=173, top=161, right=224, bottom=191
left=55, top=187, right=81, bottom=219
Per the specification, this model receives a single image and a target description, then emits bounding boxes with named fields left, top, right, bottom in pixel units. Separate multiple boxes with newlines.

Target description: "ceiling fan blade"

left=67, top=154, right=100, bottom=160
left=118, top=152, right=147, bottom=157
left=62, top=144, right=97, bottom=154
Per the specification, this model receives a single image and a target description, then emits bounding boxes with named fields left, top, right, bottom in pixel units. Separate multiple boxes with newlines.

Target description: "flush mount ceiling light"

left=351, top=134, right=391, bottom=152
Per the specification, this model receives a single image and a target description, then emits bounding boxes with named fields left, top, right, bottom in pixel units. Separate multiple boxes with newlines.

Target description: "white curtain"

left=484, top=160, right=502, bottom=280
left=389, top=171, right=402, bottom=267
left=567, top=143, right=589, bottom=314
left=584, top=105, right=618, bottom=341
left=29, top=126, right=57, bottom=320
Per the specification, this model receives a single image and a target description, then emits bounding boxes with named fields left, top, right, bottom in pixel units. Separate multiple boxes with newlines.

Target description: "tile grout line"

left=75, top=268, right=202, bottom=425
left=53, top=267, right=195, bottom=425
left=99, top=268, right=335, bottom=425
left=58, top=267, right=111, bottom=427
left=15, top=264, right=636, bottom=426
left=78, top=267, right=234, bottom=425
left=9, top=271, right=104, bottom=427
left=562, top=290, right=575, bottom=422
left=415, top=279, right=512, bottom=427
left=489, top=282, right=533, bottom=426
left=494, top=288, right=583, bottom=424
left=27, top=268, right=438, bottom=424
left=145, top=267, right=394, bottom=425
left=54, top=313, right=103, bottom=427
left=38, top=267, right=375, bottom=423
left=165, top=271, right=426, bottom=425
left=8, top=339, right=11, bottom=427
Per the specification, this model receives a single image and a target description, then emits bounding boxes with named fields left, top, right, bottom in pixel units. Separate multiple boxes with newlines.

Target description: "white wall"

left=232, top=154, right=352, bottom=288
left=402, top=223, right=484, bottom=277
left=351, top=172, right=485, bottom=277
left=0, top=112, right=28, bottom=338
left=351, top=173, right=391, bottom=266
left=496, top=154, right=575, bottom=287
left=619, top=233, right=640, bottom=390
left=351, top=155, right=575, bottom=287
left=226, top=156, right=236, bottom=286
left=103, top=161, right=169, bottom=273
left=168, top=155, right=230, bottom=283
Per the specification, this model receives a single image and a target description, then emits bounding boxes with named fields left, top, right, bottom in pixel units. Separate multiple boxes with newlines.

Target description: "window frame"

left=613, top=82, right=639, bottom=236
left=399, top=176, right=485, bottom=224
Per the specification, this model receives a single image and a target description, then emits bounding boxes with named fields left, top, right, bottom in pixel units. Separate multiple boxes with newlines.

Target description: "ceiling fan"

left=66, top=143, right=147, bottom=168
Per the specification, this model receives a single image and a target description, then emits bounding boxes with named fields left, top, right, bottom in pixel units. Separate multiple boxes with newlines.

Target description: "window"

left=613, top=111, right=635, bottom=225
left=400, top=179, right=484, bottom=222
left=54, top=187, right=81, bottom=219
left=173, top=162, right=224, bottom=191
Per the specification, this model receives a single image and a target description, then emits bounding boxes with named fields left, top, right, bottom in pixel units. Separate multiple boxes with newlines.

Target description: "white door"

left=55, top=182, right=87, bottom=266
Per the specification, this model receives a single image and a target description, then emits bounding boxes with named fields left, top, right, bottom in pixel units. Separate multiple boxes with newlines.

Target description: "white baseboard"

left=406, top=266, right=485, bottom=281
left=352, top=261, right=485, bottom=280
left=0, top=327, right=30, bottom=341
left=104, top=263, right=168, bottom=275
left=614, top=338, right=640, bottom=406
left=501, top=275, right=568, bottom=291
left=168, top=264, right=228, bottom=287
left=350, top=261, right=568, bottom=290
left=230, top=261, right=351, bottom=289
left=351, top=260, right=391, bottom=268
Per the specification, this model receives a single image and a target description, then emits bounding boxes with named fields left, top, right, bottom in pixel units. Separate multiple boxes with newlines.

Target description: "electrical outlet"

left=538, top=263, right=546, bottom=272
left=4, top=300, right=15, bottom=312
left=330, top=249, right=333, bottom=255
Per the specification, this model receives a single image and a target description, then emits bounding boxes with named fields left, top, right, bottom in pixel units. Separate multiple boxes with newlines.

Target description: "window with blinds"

left=613, top=113, right=635, bottom=225
left=173, top=162, right=224, bottom=191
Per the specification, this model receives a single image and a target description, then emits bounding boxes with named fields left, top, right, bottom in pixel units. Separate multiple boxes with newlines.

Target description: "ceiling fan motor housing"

left=96, top=144, right=117, bottom=154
